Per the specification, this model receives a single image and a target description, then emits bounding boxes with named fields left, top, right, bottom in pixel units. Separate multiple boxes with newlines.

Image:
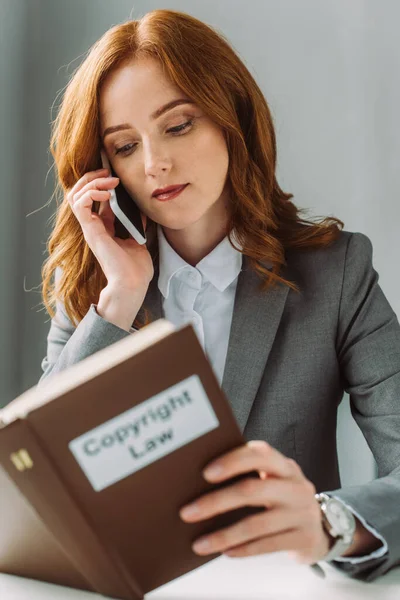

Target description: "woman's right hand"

left=67, top=167, right=154, bottom=294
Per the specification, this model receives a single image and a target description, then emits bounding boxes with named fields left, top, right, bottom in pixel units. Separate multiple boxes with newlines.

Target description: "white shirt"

left=157, top=224, right=243, bottom=386
left=130, top=223, right=388, bottom=564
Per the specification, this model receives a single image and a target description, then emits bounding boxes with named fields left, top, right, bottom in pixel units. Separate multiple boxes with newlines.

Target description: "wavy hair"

left=41, top=8, right=344, bottom=329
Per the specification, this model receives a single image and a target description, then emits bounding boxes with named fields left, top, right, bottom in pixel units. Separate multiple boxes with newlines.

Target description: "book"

left=0, top=319, right=264, bottom=599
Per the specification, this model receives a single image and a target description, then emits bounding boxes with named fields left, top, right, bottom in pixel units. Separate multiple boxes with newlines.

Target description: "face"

left=99, top=57, right=231, bottom=233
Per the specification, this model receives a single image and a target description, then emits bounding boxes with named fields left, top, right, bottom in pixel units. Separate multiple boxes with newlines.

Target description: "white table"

left=1, top=552, right=399, bottom=600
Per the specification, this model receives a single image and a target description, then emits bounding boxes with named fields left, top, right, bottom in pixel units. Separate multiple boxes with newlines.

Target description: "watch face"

left=326, top=499, right=356, bottom=535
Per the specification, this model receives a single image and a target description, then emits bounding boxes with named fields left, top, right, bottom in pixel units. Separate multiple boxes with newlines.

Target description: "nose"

left=143, top=139, right=172, bottom=177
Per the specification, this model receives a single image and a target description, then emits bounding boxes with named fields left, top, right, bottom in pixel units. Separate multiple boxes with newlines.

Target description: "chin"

left=153, top=211, right=207, bottom=232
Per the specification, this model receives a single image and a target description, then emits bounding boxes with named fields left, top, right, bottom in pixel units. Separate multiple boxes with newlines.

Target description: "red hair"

left=41, top=9, right=344, bottom=328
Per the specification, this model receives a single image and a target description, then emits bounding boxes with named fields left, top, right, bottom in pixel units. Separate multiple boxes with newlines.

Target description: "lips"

left=152, top=184, right=188, bottom=197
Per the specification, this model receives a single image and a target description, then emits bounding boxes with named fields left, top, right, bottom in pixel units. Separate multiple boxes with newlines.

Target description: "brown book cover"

left=0, top=320, right=264, bottom=599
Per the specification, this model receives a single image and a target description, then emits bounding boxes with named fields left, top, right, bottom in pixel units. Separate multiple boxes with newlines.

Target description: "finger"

left=192, top=507, right=303, bottom=555
left=70, top=189, right=113, bottom=234
left=203, top=441, right=304, bottom=484
left=76, top=189, right=116, bottom=239
left=72, top=176, right=119, bottom=204
left=94, top=190, right=113, bottom=217
left=223, top=527, right=319, bottom=560
left=180, top=477, right=309, bottom=522
left=67, top=168, right=109, bottom=202
left=96, top=194, right=117, bottom=235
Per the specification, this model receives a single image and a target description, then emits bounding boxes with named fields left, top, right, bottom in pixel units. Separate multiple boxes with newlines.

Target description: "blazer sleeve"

left=325, top=231, right=400, bottom=581
left=38, top=268, right=131, bottom=386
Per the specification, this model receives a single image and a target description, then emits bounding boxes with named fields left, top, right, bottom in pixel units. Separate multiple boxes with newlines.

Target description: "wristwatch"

left=314, top=493, right=356, bottom=561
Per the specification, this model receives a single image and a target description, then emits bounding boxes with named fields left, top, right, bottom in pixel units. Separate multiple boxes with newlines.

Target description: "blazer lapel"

left=138, top=255, right=290, bottom=435
left=221, top=256, right=290, bottom=433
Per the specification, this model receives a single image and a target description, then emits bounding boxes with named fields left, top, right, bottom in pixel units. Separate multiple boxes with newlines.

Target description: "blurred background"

left=0, top=0, right=399, bottom=487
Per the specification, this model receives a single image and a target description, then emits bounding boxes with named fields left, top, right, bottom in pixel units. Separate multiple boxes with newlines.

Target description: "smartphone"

left=100, top=149, right=146, bottom=244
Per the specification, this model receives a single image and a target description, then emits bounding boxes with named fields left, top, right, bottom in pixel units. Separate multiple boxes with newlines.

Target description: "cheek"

left=185, top=130, right=229, bottom=181
left=120, top=164, right=146, bottom=201
left=201, top=146, right=229, bottom=192
left=121, top=182, right=148, bottom=213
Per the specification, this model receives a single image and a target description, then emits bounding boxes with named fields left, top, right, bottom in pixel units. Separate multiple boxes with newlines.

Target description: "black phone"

left=99, top=150, right=146, bottom=243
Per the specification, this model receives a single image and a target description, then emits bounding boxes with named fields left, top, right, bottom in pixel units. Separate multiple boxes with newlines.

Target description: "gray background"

left=1, top=0, right=399, bottom=487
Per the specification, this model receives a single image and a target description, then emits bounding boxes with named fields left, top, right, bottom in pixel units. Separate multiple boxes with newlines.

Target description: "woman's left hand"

left=179, top=440, right=331, bottom=564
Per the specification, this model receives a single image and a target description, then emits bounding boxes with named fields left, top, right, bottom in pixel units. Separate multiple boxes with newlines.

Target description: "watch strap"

left=319, top=534, right=353, bottom=562
left=315, top=493, right=355, bottom=562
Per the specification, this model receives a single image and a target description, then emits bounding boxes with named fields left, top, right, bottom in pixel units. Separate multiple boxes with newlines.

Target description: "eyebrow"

left=102, top=98, right=195, bottom=141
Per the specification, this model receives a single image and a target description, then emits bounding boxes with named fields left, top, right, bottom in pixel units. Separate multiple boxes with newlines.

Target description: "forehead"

left=99, top=57, right=183, bottom=125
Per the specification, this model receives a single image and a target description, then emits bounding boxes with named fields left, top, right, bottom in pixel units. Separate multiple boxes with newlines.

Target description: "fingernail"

left=180, top=503, right=200, bottom=519
left=192, top=538, right=210, bottom=553
left=203, top=464, right=223, bottom=479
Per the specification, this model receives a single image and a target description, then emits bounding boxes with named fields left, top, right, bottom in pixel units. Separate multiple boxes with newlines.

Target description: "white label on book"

left=68, top=374, right=220, bottom=492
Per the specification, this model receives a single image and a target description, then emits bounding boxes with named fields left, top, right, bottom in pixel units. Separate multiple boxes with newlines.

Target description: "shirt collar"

left=157, top=224, right=244, bottom=298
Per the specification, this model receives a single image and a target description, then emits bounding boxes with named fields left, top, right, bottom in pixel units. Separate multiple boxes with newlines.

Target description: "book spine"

left=0, top=418, right=143, bottom=600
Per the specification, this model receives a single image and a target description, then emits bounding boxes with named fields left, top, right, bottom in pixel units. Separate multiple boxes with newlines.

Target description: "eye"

left=167, top=119, right=194, bottom=135
left=115, top=143, right=137, bottom=156
left=114, top=119, right=194, bottom=156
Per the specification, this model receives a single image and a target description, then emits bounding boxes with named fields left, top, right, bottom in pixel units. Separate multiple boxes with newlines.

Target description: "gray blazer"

left=39, top=230, right=400, bottom=582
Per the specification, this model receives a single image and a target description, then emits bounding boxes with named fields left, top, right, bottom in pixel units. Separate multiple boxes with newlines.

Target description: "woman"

left=39, top=9, right=400, bottom=582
